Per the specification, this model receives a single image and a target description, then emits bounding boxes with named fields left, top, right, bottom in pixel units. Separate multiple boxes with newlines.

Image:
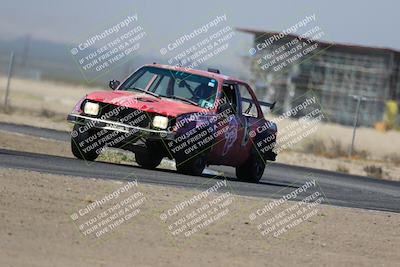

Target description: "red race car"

left=67, top=64, right=277, bottom=182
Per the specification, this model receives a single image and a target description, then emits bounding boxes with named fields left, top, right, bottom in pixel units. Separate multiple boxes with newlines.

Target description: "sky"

left=0, top=0, right=398, bottom=71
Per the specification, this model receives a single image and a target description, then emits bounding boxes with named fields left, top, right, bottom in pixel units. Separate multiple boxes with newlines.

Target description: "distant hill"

left=0, top=36, right=161, bottom=86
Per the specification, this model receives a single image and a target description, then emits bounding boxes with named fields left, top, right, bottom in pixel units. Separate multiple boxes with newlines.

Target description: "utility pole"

left=21, top=34, right=31, bottom=68
left=4, top=51, right=15, bottom=109
left=348, top=94, right=374, bottom=157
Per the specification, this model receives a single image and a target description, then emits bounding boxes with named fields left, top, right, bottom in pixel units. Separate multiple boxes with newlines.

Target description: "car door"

left=237, top=82, right=274, bottom=159
left=208, top=82, right=248, bottom=166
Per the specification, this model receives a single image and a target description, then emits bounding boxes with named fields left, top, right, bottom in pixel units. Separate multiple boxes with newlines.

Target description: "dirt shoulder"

left=0, top=168, right=399, bottom=267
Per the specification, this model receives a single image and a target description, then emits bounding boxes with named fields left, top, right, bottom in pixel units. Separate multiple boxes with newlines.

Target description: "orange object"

left=374, top=122, right=387, bottom=132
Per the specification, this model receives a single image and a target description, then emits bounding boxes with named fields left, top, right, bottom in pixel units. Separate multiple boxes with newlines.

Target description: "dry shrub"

left=302, top=138, right=327, bottom=155
left=329, top=140, right=347, bottom=158
left=336, top=165, right=349, bottom=173
left=39, top=108, right=56, bottom=118
left=0, top=105, right=14, bottom=114
left=384, top=153, right=400, bottom=165
left=363, top=165, right=383, bottom=179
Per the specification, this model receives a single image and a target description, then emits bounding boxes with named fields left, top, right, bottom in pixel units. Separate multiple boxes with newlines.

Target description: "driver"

left=193, top=84, right=213, bottom=103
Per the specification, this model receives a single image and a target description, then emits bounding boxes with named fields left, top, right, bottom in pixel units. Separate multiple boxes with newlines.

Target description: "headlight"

left=152, top=115, right=169, bottom=129
left=83, top=101, right=100, bottom=116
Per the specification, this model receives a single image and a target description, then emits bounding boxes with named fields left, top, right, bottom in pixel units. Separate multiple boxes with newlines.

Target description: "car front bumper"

left=67, top=113, right=176, bottom=140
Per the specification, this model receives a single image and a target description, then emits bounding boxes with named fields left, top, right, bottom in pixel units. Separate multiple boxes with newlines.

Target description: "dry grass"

left=384, top=153, right=400, bottom=165
left=97, top=148, right=135, bottom=164
left=302, top=138, right=369, bottom=159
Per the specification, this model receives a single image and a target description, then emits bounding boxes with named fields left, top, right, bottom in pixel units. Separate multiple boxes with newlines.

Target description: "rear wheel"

left=176, top=155, right=206, bottom=176
left=236, top=152, right=265, bottom=183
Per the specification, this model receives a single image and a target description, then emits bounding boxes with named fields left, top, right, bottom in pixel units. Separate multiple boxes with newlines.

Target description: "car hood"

left=86, top=90, right=209, bottom=117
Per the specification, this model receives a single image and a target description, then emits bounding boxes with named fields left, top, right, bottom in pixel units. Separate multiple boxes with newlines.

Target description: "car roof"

left=143, top=63, right=246, bottom=84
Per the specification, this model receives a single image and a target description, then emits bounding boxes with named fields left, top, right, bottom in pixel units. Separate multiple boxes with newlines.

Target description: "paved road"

left=0, top=122, right=69, bottom=141
left=1, top=122, right=399, bottom=213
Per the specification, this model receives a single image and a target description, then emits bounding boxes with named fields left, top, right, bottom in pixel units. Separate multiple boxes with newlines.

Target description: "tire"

left=135, top=151, right=163, bottom=169
left=176, top=155, right=206, bottom=176
left=236, top=152, right=265, bottom=183
left=71, top=125, right=100, bottom=161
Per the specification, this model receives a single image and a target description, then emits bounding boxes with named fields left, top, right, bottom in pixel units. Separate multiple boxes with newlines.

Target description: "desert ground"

left=1, top=167, right=399, bottom=267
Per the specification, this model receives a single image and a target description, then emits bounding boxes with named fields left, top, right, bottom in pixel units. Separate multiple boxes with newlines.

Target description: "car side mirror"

left=109, top=80, right=120, bottom=90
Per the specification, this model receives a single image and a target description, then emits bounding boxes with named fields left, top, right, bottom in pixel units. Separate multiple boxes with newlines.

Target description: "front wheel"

left=71, top=125, right=100, bottom=161
left=135, top=151, right=163, bottom=169
left=236, top=153, right=265, bottom=183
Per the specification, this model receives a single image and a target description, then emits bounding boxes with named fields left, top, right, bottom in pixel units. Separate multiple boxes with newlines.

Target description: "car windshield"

left=119, top=66, right=218, bottom=108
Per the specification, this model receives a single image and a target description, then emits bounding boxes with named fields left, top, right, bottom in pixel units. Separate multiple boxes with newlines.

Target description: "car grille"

left=97, top=102, right=153, bottom=129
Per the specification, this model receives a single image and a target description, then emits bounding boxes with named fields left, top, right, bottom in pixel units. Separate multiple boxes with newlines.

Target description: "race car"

left=67, top=64, right=277, bottom=182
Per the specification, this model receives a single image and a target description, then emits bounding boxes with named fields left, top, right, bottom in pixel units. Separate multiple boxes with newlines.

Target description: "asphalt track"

left=0, top=122, right=399, bottom=213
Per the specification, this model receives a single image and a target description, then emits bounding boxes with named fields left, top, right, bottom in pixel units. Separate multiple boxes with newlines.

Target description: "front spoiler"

left=67, top=113, right=175, bottom=140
